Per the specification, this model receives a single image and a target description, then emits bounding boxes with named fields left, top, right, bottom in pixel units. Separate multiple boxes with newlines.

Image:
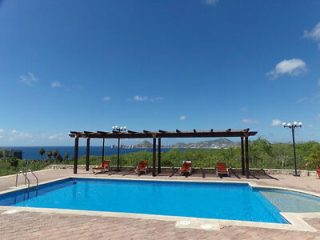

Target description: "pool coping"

left=0, top=175, right=319, bottom=232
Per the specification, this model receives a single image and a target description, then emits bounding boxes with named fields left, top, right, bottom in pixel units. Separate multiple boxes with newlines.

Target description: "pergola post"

left=245, top=136, right=249, bottom=178
left=101, top=138, right=105, bottom=164
left=70, top=129, right=257, bottom=177
left=73, top=137, right=79, bottom=174
left=152, top=137, right=156, bottom=177
left=86, top=138, right=90, bottom=171
left=158, top=138, right=161, bottom=174
left=117, top=138, right=120, bottom=171
left=241, top=137, right=245, bottom=176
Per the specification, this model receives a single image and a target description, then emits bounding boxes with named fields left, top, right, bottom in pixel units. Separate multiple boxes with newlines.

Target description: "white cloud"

left=304, top=22, right=320, bottom=42
left=0, top=130, right=72, bottom=146
left=8, top=129, right=32, bottom=142
left=268, top=58, right=307, bottom=79
left=20, top=72, right=38, bottom=86
left=48, top=133, right=66, bottom=140
left=205, top=0, right=219, bottom=6
left=103, top=96, right=111, bottom=101
left=132, top=96, right=163, bottom=102
left=242, top=119, right=258, bottom=124
left=179, top=115, right=187, bottom=121
left=296, top=92, right=320, bottom=104
left=271, top=119, right=282, bottom=126
left=133, top=95, right=148, bottom=101
left=51, top=81, right=62, bottom=88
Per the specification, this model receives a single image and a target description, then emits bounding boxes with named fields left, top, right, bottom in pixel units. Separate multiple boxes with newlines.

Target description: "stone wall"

left=45, top=164, right=318, bottom=176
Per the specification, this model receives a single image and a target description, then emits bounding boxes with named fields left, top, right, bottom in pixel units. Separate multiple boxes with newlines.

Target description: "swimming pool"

left=0, top=178, right=288, bottom=224
left=260, top=188, right=320, bottom=213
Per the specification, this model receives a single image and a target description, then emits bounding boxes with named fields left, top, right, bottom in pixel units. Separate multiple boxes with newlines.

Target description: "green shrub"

left=9, top=158, right=19, bottom=168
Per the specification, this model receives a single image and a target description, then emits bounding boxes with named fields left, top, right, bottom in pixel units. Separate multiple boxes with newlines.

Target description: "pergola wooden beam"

left=128, top=130, right=138, bottom=134
left=70, top=128, right=257, bottom=178
left=97, top=131, right=109, bottom=134
left=84, top=131, right=94, bottom=134
left=159, top=130, right=167, bottom=133
left=69, top=130, right=257, bottom=139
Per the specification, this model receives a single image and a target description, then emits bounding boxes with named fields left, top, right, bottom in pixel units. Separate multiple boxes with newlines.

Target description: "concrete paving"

left=1, top=169, right=320, bottom=240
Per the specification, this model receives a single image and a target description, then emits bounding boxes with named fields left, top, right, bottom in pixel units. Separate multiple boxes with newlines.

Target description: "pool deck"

left=1, top=169, right=320, bottom=239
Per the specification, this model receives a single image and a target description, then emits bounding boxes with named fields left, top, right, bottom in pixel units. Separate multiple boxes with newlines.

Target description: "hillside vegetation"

left=78, top=138, right=320, bottom=170
left=1, top=138, right=320, bottom=176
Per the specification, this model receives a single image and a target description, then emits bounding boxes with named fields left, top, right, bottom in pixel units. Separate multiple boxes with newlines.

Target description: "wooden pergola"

left=69, top=128, right=257, bottom=178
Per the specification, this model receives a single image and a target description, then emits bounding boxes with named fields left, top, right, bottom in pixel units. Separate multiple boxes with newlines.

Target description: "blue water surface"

left=0, top=178, right=287, bottom=224
left=2, top=146, right=173, bottom=160
left=260, top=188, right=320, bottom=213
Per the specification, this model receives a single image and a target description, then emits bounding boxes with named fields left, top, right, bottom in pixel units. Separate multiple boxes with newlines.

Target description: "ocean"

left=1, top=146, right=171, bottom=160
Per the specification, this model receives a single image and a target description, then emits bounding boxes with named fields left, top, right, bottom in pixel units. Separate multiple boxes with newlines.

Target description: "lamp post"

left=112, top=126, right=127, bottom=171
left=282, top=121, right=302, bottom=176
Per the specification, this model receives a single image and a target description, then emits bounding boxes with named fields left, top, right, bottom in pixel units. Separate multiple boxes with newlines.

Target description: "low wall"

left=46, top=164, right=318, bottom=176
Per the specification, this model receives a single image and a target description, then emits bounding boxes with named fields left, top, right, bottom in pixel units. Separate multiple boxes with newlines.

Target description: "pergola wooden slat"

left=70, top=129, right=257, bottom=178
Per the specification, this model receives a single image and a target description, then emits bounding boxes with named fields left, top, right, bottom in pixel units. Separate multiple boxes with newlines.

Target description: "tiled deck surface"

left=1, top=169, right=320, bottom=240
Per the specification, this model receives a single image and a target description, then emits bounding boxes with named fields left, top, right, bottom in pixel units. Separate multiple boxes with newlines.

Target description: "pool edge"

left=0, top=205, right=317, bottom=232
left=0, top=175, right=319, bottom=232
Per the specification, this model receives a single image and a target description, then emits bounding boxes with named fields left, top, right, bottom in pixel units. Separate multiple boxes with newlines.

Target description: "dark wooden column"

left=245, top=136, right=249, bottom=178
left=73, top=137, right=79, bottom=174
left=152, top=138, right=156, bottom=177
left=85, top=138, right=90, bottom=171
left=241, top=137, right=245, bottom=176
left=101, top=138, right=105, bottom=164
left=117, top=138, right=120, bottom=171
left=158, top=138, right=161, bottom=174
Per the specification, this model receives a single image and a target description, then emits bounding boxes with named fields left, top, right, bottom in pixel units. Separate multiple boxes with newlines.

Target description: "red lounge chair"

left=135, top=160, right=148, bottom=175
left=92, top=160, right=110, bottom=174
left=216, top=162, right=230, bottom=177
left=316, top=168, right=320, bottom=178
left=179, top=161, right=192, bottom=176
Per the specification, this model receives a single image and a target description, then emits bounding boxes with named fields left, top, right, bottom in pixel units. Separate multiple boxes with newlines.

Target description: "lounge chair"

left=92, top=160, right=110, bottom=174
left=179, top=161, right=192, bottom=176
left=216, top=162, right=230, bottom=177
left=316, top=168, right=320, bottom=178
left=135, top=160, right=148, bottom=175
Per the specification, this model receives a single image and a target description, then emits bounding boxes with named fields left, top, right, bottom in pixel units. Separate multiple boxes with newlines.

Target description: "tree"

left=305, top=144, right=320, bottom=170
left=39, top=148, right=45, bottom=160
left=56, top=154, right=63, bottom=163
left=46, top=151, right=53, bottom=160
left=52, top=150, right=59, bottom=160
left=9, top=157, right=19, bottom=168
left=249, top=138, right=273, bottom=167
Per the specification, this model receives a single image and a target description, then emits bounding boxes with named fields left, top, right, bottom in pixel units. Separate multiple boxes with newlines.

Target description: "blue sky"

left=0, top=0, right=320, bottom=146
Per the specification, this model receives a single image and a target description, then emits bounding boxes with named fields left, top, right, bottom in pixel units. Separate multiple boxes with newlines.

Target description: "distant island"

left=131, top=138, right=237, bottom=149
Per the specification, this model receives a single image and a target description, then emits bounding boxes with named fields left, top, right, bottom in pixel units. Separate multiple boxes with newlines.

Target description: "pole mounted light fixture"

left=112, top=125, right=127, bottom=171
left=282, top=121, right=302, bottom=176
left=112, top=125, right=127, bottom=133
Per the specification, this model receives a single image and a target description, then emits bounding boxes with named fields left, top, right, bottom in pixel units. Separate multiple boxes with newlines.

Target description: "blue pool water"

left=0, top=178, right=287, bottom=224
left=260, top=188, right=320, bottom=213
